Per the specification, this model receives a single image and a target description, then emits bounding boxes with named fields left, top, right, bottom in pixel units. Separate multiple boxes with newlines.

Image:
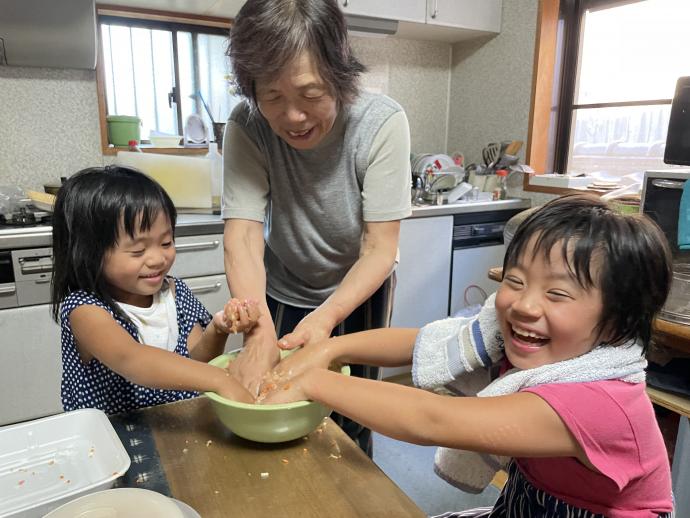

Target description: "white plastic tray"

left=0, top=409, right=131, bottom=518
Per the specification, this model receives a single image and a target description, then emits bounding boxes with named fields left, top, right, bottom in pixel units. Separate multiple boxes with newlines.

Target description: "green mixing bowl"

left=205, top=351, right=350, bottom=443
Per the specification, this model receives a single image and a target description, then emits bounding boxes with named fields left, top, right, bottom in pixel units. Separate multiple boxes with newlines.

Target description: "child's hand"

left=256, top=373, right=309, bottom=405
left=257, top=341, right=332, bottom=394
left=214, top=298, right=261, bottom=334
left=216, top=370, right=256, bottom=404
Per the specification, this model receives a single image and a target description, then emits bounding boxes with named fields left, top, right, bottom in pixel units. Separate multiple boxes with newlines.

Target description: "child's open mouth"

left=511, top=325, right=549, bottom=348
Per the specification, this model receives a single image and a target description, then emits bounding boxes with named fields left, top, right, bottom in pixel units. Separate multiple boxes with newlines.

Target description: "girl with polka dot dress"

left=50, top=166, right=258, bottom=414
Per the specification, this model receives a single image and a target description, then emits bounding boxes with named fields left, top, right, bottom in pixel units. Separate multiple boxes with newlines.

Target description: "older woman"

left=222, top=0, right=411, bottom=454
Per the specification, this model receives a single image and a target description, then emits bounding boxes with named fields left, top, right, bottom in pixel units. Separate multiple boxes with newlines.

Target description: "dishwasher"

left=449, top=209, right=524, bottom=316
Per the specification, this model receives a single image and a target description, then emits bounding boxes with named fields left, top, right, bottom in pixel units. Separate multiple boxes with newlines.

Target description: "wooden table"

left=109, top=397, right=425, bottom=518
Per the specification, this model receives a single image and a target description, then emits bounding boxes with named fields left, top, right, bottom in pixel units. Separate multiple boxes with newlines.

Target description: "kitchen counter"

left=0, top=200, right=531, bottom=250
left=109, top=396, right=425, bottom=518
left=0, top=213, right=225, bottom=250
left=410, top=197, right=531, bottom=218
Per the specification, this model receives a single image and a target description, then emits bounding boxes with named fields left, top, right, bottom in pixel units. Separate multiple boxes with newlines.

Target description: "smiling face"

left=102, top=212, right=176, bottom=307
left=255, top=50, right=338, bottom=150
left=495, top=236, right=606, bottom=370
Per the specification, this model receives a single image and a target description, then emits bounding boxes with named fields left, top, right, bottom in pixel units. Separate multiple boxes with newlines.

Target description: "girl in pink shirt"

left=259, top=194, right=674, bottom=517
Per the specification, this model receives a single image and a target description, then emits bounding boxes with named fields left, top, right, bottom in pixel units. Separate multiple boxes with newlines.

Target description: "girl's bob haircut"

left=228, top=0, right=365, bottom=110
left=50, top=166, right=177, bottom=322
left=503, top=194, right=672, bottom=349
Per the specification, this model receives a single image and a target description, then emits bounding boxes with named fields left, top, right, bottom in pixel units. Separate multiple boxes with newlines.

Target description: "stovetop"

left=0, top=207, right=52, bottom=229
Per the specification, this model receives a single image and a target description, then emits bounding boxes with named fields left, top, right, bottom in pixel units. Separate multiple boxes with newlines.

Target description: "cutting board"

left=115, top=151, right=213, bottom=209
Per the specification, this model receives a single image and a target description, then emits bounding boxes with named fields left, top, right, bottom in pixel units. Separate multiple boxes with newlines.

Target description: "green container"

left=205, top=350, right=350, bottom=443
left=106, top=115, right=141, bottom=146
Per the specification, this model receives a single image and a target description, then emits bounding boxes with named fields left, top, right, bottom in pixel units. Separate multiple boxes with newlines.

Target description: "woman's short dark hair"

left=228, top=0, right=365, bottom=109
left=50, top=166, right=176, bottom=322
left=503, top=194, right=672, bottom=350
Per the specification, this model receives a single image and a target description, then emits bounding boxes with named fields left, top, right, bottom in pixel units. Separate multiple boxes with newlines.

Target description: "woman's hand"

left=214, top=298, right=261, bottom=335
left=226, top=327, right=281, bottom=397
left=278, top=309, right=335, bottom=350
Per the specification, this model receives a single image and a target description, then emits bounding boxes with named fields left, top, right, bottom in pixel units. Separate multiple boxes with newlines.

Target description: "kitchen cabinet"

left=426, top=0, right=502, bottom=32
left=337, top=0, right=425, bottom=24
left=170, top=232, right=243, bottom=351
left=383, top=216, right=453, bottom=378
left=0, top=304, right=62, bottom=426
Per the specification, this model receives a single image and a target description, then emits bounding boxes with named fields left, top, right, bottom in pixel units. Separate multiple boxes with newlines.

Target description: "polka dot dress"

left=60, top=277, right=211, bottom=414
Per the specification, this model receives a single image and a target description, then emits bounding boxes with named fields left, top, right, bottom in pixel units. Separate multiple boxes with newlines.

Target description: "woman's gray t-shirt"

left=222, top=92, right=411, bottom=307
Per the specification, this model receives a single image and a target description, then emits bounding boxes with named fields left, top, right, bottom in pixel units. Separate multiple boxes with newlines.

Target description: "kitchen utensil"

left=0, top=409, right=130, bottom=518
left=44, top=489, right=184, bottom=518
left=446, top=181, right=474, bottom=204
left=183, top=113, right=208, bottom=145
left=205, top=350, right=350, bottom=443
left=482, top=143, right=500, bottom=166
left=505, top=140, right=524, bottom=156
left=115, top=151, right=213, bottom=208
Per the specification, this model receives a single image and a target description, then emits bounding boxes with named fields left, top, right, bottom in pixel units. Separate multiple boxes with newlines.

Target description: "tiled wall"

left=0, top=37, right=452, bottom=193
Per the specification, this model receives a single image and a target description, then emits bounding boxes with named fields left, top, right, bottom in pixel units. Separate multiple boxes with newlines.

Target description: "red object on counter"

left=128, top=140, right=142, bottom=152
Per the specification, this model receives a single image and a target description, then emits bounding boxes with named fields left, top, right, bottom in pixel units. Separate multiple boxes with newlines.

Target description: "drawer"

left=170, top=233, right=224, bottom=278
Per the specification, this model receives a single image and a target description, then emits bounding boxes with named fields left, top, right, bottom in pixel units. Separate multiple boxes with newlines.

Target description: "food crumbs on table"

left=206, top=440, right=213, bottom=447
left=328, top=454, right=342, bottom=460
left=303, top=448, right=309, bottom=453
left=112, top=472, right=119, bottom=476
left=283, top=383, right=291, bottom=390
left=182, top=448, right=189, bottom=454
left=215, top=490, right=220, bottom=494
left=66, top=480, right=71, bottom=484
left=48, top=460, right=55, bottom=465
left=18, top=480, right=25, bottom=486
left=59, top=475, right=64, bottom=480
left=194, top=440, right=198, bottom=444
left=260, top=472, right=269, bottom=479
left=281, top=458, right=289, bottom=464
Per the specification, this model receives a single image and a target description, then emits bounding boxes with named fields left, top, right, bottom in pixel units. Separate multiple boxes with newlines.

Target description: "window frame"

left=95, top=4, right=232, bottom=155
left=524, top=0, right=672, bottom=194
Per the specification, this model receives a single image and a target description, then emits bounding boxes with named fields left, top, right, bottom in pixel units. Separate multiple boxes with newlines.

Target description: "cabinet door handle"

left=0, top=285, right=16, bottom=295
left=175, top=240, right=220, bottom=252
left=431, top=0, right=439, bottom=19
left=189, top=282, right=222, bottom=294
left=651, top=179, right=684, bottom=190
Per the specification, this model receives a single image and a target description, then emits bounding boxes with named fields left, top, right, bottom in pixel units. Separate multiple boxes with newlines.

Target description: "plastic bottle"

left=206, top=142, right=223, bottom=208
left=128, top=139, right=142, bottom=152
left=493, top=169, right=508, bottom=201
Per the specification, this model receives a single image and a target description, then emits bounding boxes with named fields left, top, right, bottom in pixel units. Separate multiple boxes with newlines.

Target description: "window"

left=96, top=9, right=241, bottom=152
left=528, top=0, right=690, bottom=185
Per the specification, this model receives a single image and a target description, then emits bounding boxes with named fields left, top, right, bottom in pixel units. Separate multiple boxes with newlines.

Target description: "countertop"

left=0, top=198, right=532, bottom=250
left=110, top=396, right=425, bottom=518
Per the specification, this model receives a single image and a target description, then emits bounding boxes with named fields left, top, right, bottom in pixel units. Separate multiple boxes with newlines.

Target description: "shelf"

left=647, top=386, right=690, bottom=418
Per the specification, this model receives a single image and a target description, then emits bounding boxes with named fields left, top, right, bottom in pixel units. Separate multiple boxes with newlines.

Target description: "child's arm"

left=188, top=298, right=260, bottom=363
left=259, top=327, right=419, bottom=392
left=70, top=305, right=254, bottom=403
left=266, top=368, right=587, bottom=464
